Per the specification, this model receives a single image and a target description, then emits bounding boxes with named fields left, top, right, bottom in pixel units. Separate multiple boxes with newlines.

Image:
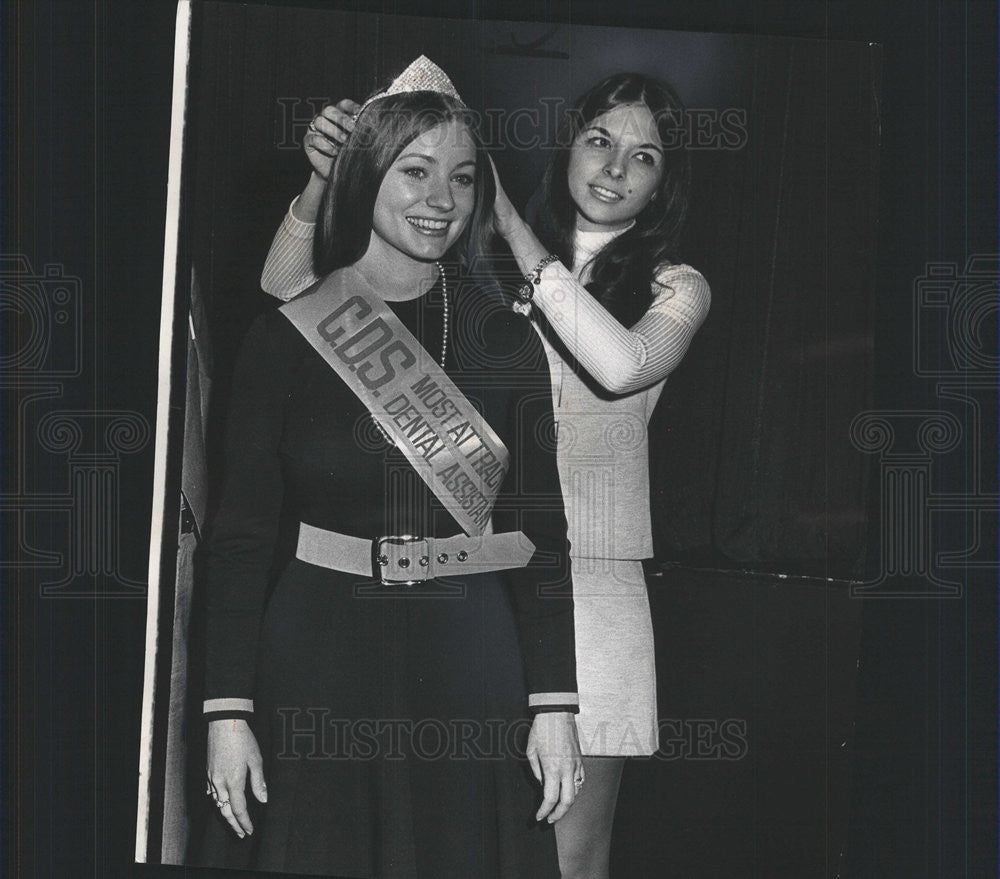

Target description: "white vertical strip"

left=135, top=0, right=192, bottom=863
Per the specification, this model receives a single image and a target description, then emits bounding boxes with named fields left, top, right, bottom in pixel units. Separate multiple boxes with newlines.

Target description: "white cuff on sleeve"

left=284, top=196, right=316, bottom=237
left=203, top=697, right=254, bottom=715
left=528, top=692, right=580, bottom=709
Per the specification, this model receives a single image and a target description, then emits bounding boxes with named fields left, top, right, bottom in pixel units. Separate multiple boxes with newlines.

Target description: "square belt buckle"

left=373, top=535, right=430, bottom=586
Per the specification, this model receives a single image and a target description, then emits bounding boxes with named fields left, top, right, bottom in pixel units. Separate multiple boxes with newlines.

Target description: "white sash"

left=281, top=268, right=509, bottom=536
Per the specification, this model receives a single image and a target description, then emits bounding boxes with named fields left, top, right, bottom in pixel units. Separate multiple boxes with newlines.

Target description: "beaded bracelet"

left=513, top=254, right=559, bottom=315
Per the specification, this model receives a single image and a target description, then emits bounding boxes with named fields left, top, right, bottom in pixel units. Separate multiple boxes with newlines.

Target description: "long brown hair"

left=535, top=73, right=691, bottom=326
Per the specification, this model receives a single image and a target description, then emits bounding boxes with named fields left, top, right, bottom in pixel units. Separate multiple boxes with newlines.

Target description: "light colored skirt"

left=571, top=557, right=659, bottom=757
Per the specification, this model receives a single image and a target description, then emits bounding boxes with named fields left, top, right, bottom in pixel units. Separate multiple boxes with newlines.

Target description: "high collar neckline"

left=573, top=220, right=636, bottom=251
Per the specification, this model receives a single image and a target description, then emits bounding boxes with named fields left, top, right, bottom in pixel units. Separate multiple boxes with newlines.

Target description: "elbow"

left=590, top=342, right=654, bottom=394
left=586, top=360, right=638, bottom=394
left=259, top=271, right=299, bottom=302
left=596, top=365, right=649, bottom=395
left=600, top=375, right=636, bottom=395
left=597, top=360, right=679, bottom=395
left=259, top=263, right=282, bottom=297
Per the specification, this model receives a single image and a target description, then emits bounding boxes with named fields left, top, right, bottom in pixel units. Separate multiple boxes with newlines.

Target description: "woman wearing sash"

left=201, top=59, right=582, bottom=878
left=262, top=72, right=710, bottom=879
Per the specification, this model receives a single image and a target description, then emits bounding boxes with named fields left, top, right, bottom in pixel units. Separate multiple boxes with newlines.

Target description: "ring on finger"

left=308, top=117, right=319, bottom=133
left=216, top=799, right=230, bottom=809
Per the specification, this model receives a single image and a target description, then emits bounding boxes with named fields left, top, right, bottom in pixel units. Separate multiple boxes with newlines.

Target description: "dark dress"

left=194, top=272, right=576, bottom=878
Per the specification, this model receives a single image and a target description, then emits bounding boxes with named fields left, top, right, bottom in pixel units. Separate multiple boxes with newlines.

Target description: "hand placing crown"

left=355, top=55, right=465, bottom=117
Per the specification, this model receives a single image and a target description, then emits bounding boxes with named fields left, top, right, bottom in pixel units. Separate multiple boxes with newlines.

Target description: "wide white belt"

left=296, top=522, right=536, bottom=585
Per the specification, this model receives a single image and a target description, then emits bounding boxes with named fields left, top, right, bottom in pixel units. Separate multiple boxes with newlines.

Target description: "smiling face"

left=367, top=118, right=477, bottom=265
left=566, top=103, right=665, bottom=232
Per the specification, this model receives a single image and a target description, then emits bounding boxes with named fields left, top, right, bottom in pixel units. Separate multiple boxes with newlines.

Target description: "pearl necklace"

left=437, top=261, right=448, bottom=368
left=371, top=262, right=447, bottom=447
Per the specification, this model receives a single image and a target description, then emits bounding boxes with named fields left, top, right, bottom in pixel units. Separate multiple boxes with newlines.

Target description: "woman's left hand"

left=526, top=711, right=584, bottom=823
left=489, top=156, right=524, bottom=240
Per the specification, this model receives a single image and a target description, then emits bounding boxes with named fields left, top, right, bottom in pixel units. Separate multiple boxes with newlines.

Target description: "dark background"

left=2, top=1, right=996, bottom=877
left=186, top=6, right=878, bottom=577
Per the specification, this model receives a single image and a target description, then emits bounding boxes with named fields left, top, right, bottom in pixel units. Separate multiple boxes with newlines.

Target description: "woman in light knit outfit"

left=260, top=74, right=710, bottom=879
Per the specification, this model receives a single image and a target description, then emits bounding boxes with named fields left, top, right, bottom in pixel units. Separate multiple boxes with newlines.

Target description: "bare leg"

left=555, top=756, right=625, bottom=879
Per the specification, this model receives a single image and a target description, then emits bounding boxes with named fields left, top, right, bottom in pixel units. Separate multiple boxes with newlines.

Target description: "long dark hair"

left=313, top=91, right=496, bottom=276
left=535, top=73, right=691, bottom=326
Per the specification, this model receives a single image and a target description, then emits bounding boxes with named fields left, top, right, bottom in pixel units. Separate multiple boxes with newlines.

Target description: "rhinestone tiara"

left=355, top=55, right=464, bottom=118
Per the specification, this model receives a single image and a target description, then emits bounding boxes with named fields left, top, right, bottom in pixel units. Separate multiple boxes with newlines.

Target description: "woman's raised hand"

left=489, top=156, right=525, bottom=240
left=207, top=718, right=268, bottom=838
left=305, top=99, right=362, bottom=179
left=526, top=711, right=584, bottom=823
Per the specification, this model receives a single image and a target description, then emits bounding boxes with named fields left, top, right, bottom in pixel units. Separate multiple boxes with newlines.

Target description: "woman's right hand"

left=488, top=156, right=526, bottom=241
left=207, top=718, right=268, bottom=838
left=304, top=98, right=361, bottom=179
left=526, top=711, right=583, bottom=823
